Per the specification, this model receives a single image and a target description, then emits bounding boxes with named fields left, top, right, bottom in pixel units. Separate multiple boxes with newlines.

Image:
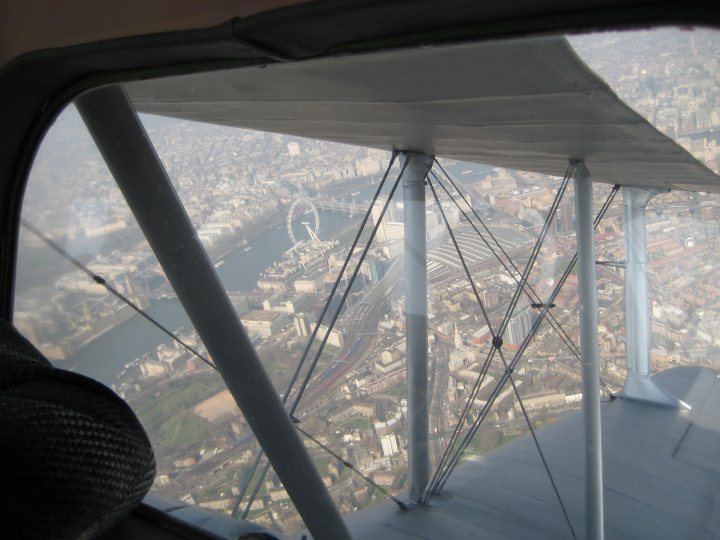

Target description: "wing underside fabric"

left=127, top=36, right=719, bottom=192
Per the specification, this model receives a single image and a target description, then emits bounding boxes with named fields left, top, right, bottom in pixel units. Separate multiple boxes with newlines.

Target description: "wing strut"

left=621, top=187, right=687, bottom=408
left=400, top=152, right=435, bottom=502
left=574, top=163, right=604, bottom=540
left=75, top=85, right=352, bottom=540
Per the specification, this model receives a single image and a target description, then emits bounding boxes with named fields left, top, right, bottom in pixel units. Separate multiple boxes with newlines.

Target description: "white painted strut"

left=621, top=186, right=686, bottom=408
left=574, top=163, right=604, bottom=540
left=401, top=151, right=433, bottom=503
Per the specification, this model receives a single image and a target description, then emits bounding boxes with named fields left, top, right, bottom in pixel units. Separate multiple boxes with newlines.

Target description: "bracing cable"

left=497, top=353, right=578, bottom=540
left=423, top=179, right=503, bottom=501
left=430, top=166, right=613, bottom=397
left=22, top=162, right=413, bottom=519
left=20, top=219, right=216, bottom=370
left=431, top=164, right=581, bottom=357
left=434, top=161, right=616, bottom=398
left=283, top=152, right=399, bottom=412
left=433, top=178, right=586, bottom=492
left=286, top=156, right=409, bottom=416
left=432, top=183, right=620, bottom=494
left=234, top=451, right=268, bottom=518
left=237, top=156, right=411, bottom=517
left=428, top=162, right=576, bottom=495
left=427, top=178, right=495, bottom=339
left=433, top=268, right=570, bottom=493
left=432, top=162, right=575, bottom=491
left=232, top=152, right=399, bottom=516
left=426, top=177, right=580, bottom=538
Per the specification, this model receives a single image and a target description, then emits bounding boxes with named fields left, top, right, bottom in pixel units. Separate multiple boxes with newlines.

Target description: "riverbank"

left=61, top=165, right=490, bottom=384
left=64, top=210, right=354, bottom=384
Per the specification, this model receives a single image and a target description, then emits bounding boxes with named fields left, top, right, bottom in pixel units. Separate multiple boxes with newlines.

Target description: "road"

left=428, top=343, right=450, bottom=467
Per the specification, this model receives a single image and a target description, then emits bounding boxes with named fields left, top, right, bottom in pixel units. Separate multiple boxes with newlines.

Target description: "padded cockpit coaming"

left=0, top=320, right=155, bottom=539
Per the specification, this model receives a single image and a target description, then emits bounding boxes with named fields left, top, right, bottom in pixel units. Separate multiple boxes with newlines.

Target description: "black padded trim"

left=0, top=320, right=155, bottom=539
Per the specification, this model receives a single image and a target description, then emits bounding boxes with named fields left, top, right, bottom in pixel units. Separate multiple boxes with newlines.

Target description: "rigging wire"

left=430, top=169, right=577, bottom=348
left=23, top=162, right=617, bottom=526
left=431, top=166, right=575, bottom=493
left=434, top=271, right=570, bottom=493
left=23, top=157, right=411, bottom=518
left=497, top=353, right=578, bottom=540
left=426, top=178, right=495, bottom=339
left=430, top=167, right=613, bottom=397
left=23, top=189, right=413, bottom=518
left=431, top=162, right=575, bottom=492
left=237, top=156, right=411, bottom=517
left=232, top=151, right=400, bottom=517
left=234, top=450, right=268, bottom=518
left=425, top=177, right=578, bottom=538
left=20, top=219, right=217, bottom=370
left=433, top=161, right=616, bottom=399
left=428, top=162, right=576, bottom=496
left=293, top=419, right=408, bottom=511
left=431, top=164, right=581, bottom=356
left=286, top=156, right=409, bottom=416
left=432, top=183, right=620, bottom=494
left=423, top=177, right=505, bottom=502
left=284, top=151, right=398, bottom=411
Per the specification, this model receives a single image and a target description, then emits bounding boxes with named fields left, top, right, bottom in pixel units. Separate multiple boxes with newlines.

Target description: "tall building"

left=453, top=323, right=463, bottom=349
left=506, top=305, right=534, bottom=351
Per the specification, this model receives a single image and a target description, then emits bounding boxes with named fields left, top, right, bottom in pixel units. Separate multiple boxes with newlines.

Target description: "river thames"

left=67, top=161, right=492, bottom=385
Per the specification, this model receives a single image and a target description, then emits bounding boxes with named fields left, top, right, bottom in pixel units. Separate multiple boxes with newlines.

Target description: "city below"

left=12, top=28, right=720, bottom=536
